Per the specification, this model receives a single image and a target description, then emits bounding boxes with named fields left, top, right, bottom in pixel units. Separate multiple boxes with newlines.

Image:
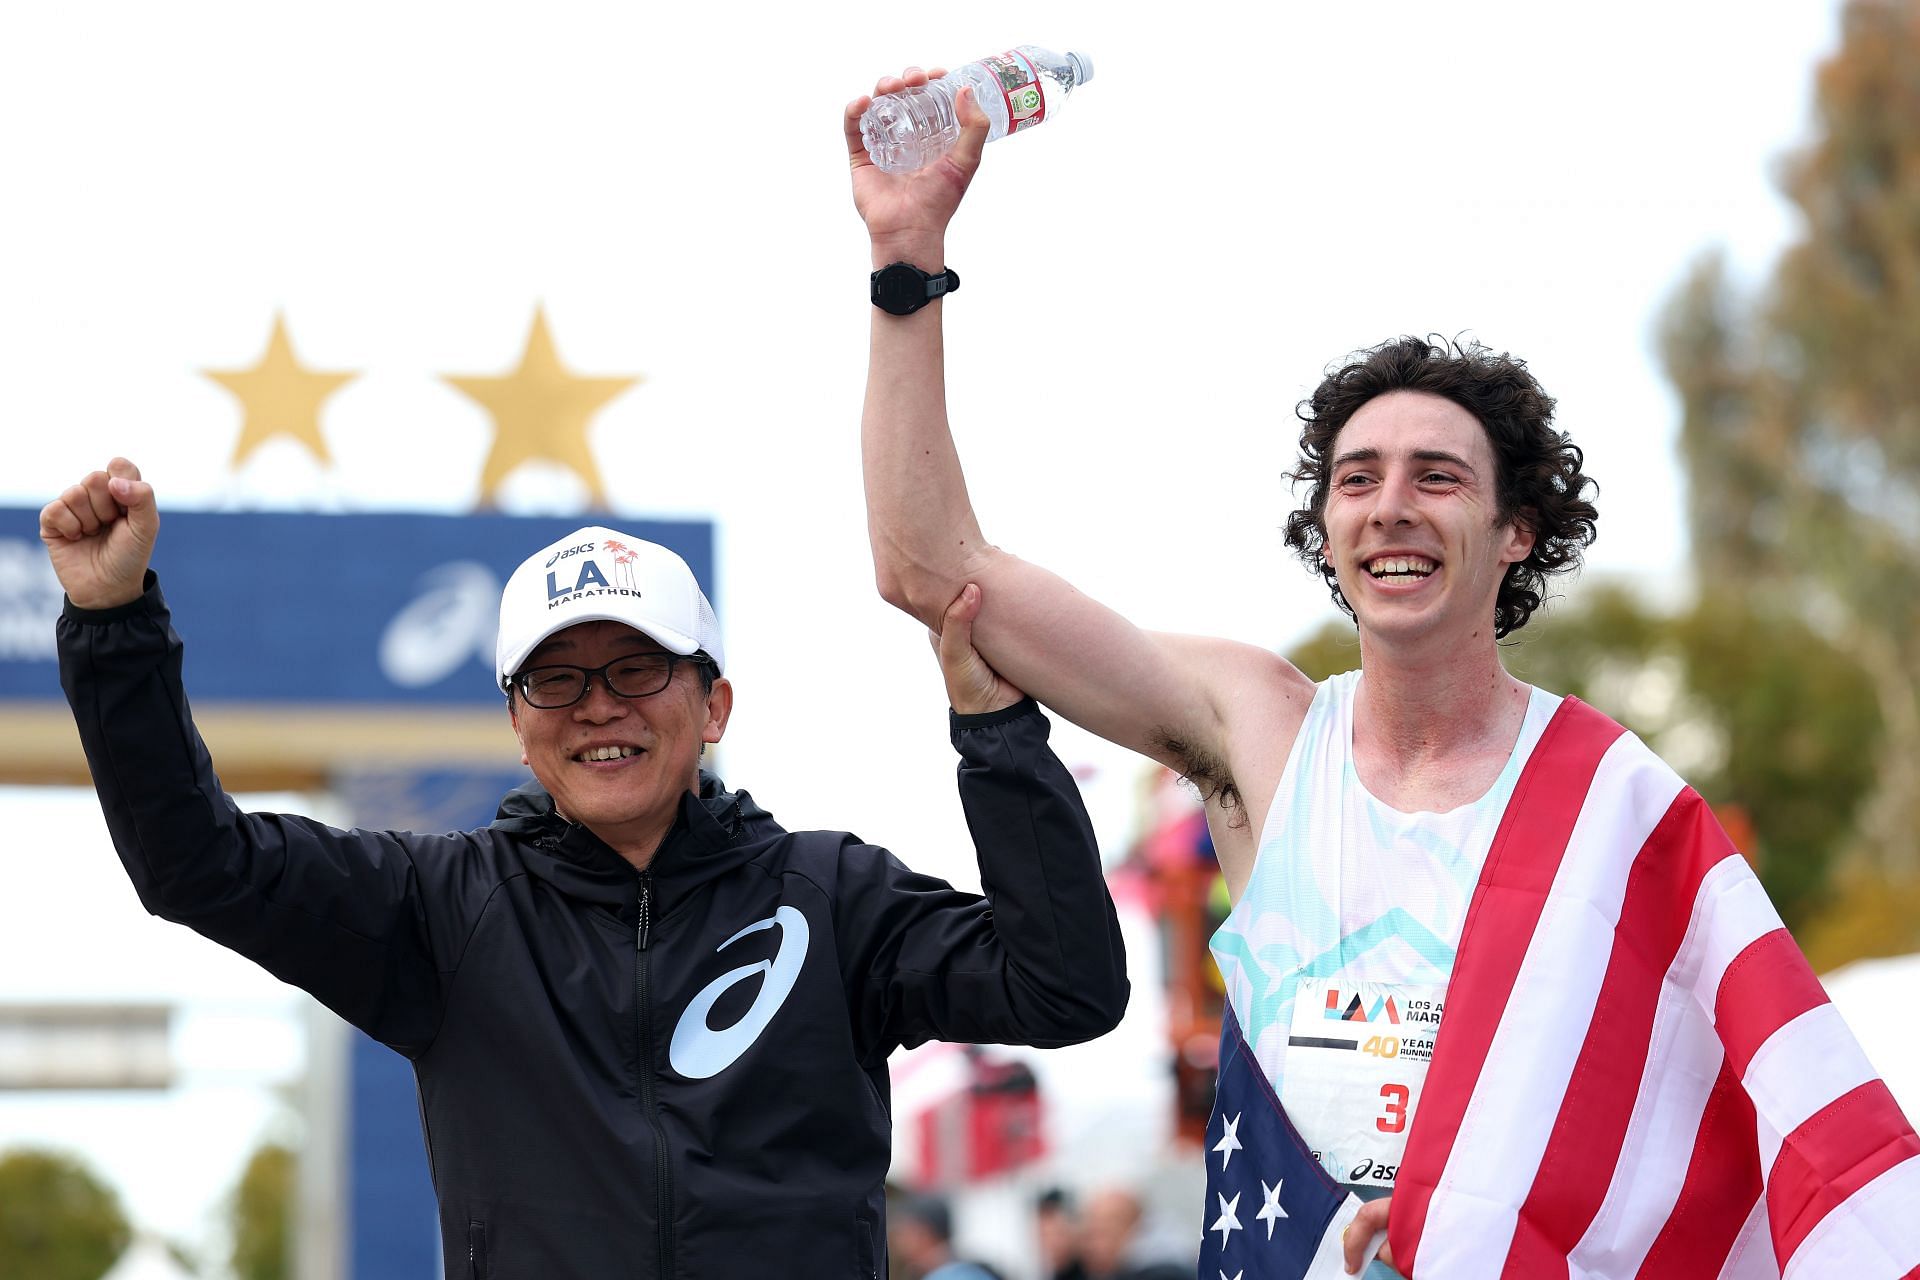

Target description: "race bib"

left=1279, top=977, right=1446, bottom=1190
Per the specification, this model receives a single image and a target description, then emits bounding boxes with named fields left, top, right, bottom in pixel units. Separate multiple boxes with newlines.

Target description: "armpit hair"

left=1151, top=729, right=1248, bottom=828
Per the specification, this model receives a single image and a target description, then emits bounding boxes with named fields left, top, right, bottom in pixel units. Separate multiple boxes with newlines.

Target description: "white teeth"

left=579, top=745, right=637, bottom=762
left=1368, top=556, right=1435, bottom=578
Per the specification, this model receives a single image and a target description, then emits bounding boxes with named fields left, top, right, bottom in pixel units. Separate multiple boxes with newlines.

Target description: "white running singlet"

left=1210, top=671, right=1561, bottom=1193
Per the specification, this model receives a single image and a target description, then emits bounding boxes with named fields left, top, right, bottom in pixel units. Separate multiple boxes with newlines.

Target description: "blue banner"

left=0, top=509, right=714, bottom=706
left=343, top=766, right=534, bottom=1280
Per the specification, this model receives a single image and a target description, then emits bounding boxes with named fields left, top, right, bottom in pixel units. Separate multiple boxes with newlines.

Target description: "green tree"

left=1660, top=0, right=1920, bottom=955
left=228, top=1142, right=294, bottom=1280
left=0, top=1148, right=132, bottom=1280
left=1512, top=586, right=1882, bottom=930
left=1283, top=619, right=1362, bottom=684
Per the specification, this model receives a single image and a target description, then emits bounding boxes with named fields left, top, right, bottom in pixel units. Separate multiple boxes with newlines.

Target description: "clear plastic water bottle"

left=860, top=45, right=1095, bottom=174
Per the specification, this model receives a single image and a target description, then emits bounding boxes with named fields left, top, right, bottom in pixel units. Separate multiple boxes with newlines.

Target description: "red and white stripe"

left=1387, top=698, right=1920, bottom=1279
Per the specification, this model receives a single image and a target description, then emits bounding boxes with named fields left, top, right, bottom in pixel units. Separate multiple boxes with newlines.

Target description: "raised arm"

left=838, top=585, right=1127, bottom=1057
left=45, top=461, right=458, bottom=1052
left=845, top=70, right=1311, bottom=791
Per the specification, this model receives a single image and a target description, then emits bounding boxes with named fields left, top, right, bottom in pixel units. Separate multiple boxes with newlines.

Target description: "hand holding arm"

left=931, top=583, right=1022, bottom=715
left=837, top=664, right=1127, bottom=1059
left=40, top=458, right=159, bottom=609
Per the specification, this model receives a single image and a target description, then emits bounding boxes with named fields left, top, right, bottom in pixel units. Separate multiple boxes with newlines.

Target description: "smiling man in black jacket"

left=43, top=457, right=1128, bottom=1279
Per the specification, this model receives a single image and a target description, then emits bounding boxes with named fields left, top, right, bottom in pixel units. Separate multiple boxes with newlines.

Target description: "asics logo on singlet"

left=668, top=906, right=809, bottom=1080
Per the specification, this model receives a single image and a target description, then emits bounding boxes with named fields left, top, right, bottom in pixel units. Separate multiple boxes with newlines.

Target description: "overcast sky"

left=0, top=0, right=1849, bottom=1254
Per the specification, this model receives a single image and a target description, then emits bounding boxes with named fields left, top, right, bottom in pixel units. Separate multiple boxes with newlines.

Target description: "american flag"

left=1379, top=698, right=1920, bottom=1277
left=1199, top=1009, right=1380, bottom=1279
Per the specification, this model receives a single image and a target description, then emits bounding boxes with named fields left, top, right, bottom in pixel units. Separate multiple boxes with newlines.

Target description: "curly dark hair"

left=1282, top=335, right=1598, bottom=638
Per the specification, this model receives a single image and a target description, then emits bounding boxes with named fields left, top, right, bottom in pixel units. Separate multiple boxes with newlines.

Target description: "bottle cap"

left=1067, top=51, right=1095, bottom=85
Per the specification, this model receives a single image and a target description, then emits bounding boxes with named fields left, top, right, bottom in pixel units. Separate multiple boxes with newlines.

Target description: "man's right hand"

left=844, top=67, right=992, bottom=263
left=40, top=458, right=159, bottom=610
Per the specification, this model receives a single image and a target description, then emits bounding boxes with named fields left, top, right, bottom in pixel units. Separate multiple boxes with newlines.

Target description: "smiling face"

left=508, top=619, right=732, bottom=866
left=1322, top=390, right=1536, bottom=655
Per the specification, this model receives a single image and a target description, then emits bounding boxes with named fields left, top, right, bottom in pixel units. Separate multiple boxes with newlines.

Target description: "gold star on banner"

left=445, top=307, right=640, bottom=509
left=205, top=313, right=357, bottom=467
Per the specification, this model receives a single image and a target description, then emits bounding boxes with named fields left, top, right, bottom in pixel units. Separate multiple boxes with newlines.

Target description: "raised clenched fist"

left=40, top=458, right=160, bottom=610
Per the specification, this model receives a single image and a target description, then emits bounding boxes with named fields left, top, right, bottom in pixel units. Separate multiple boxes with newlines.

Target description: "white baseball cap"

left=495, top=525, right=724, bottom=688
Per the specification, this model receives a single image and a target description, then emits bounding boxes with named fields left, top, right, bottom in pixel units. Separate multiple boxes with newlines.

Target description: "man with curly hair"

left=846, top=69, right=1918, bottom=1280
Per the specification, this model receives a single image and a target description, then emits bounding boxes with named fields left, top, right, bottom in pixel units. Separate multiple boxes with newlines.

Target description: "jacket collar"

left=489, top=770, right=780, bottom=911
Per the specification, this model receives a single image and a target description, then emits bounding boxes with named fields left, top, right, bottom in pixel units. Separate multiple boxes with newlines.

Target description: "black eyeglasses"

left=509, top=653, right=713, bottom=709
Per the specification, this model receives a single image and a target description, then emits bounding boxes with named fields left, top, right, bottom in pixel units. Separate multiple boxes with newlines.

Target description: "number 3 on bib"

left=1377, top=1082, right=1410, bottom=1133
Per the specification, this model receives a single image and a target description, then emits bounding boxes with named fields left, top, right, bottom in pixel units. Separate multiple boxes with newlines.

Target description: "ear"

left=1502, top=509, right=1539, bottom=564
left=702, top=677, right=734, bottom=745
left=508, top=699, right=529, bottom=766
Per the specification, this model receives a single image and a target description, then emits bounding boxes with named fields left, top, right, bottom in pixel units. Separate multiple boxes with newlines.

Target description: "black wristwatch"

left=871, top=261, right=960, bottom=315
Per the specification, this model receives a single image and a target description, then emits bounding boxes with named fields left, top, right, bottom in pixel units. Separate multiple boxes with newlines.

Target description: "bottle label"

left=981, top=50, right=1046, bottom=133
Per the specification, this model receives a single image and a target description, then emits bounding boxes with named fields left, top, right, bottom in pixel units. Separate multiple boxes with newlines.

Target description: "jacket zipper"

left=635, top=873, right=674, bottom=1278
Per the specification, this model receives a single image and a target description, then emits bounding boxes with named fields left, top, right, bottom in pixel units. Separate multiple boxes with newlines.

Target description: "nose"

left=571, top=673, right=630, bottom=722
left=1368, top=472, right=1417, bottom=527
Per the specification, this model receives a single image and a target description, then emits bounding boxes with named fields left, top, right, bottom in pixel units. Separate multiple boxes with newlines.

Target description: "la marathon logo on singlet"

left=668, top=907, right=810, bottom=1080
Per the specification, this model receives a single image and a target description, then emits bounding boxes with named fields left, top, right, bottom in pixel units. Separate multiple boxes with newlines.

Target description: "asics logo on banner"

left=669, top=906, right=809, bottom=1080
left=378, top=561, right=500, bottom=688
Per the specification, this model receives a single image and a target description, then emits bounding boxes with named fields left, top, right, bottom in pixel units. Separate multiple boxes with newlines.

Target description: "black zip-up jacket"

left=59, top=579, right=1129, bottom=1279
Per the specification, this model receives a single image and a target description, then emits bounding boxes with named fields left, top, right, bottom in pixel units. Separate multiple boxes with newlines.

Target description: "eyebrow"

left=528, top=633, right=667, bottom=662
left=1332, top=446, right=1478, bottom=475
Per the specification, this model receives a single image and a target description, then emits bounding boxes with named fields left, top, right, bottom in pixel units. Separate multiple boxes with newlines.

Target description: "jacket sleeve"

left=836, top=698, right=1129, bottom=1063
left=58, top=576, right=461, bottom=1056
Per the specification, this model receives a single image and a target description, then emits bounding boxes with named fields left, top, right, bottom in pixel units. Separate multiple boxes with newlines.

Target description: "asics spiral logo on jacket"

left=669, top=905, right=810, bottom=1079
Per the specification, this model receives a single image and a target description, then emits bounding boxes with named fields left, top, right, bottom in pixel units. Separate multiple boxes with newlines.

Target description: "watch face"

left=875, top=264, right=927, bottom=315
